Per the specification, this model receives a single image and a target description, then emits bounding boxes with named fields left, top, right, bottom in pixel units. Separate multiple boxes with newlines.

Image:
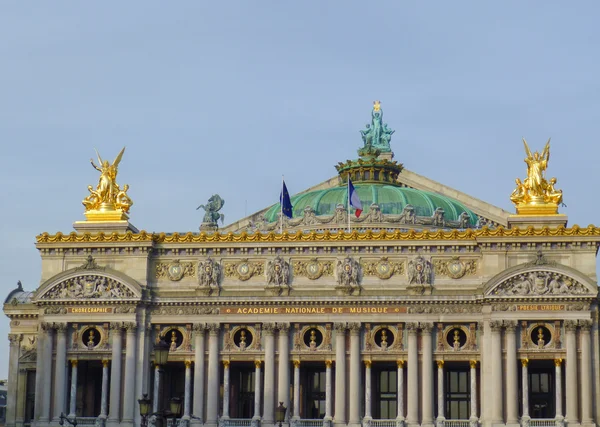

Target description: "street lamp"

left=275, top=402, right=287, bottom=427
left=59, top=412, right=78, bottom=427
left=168, top=397, right=182, bottom=418
left=154, top=337, right=170, bottom=366
left=138, top=394, right=152, bottom=427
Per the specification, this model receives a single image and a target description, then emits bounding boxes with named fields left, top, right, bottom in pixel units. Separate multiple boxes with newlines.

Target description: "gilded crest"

left=237, top=261, right=254, bottom=281
left=306, top=259, right=325, bottom=280
left=446, top=258, right=466, bottom=279
left=375, top=258, right=393, bottom=279
left=167, top=260, right=185, bottom=281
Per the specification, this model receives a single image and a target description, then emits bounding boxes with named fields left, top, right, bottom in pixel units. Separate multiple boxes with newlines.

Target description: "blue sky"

left=1, top=2, right=599, bottom=377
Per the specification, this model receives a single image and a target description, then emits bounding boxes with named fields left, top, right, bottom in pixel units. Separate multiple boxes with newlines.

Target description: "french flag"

left=348, top=178, right=363, bottom=218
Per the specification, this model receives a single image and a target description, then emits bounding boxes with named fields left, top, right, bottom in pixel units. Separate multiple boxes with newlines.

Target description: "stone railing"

left=220, top=419, right=253, bottom=427
left=369, top=420, right=398, bottom=427
left=528, top=419, right=555, bottom=427
left=293, top=419, right=325, bottom=427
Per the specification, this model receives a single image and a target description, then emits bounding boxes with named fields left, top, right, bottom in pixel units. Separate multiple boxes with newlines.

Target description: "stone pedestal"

left=507, top=214, right=567, bottom=229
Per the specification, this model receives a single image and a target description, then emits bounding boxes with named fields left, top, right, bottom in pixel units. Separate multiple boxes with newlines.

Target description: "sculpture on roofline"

left=197, top=194, right=225, bottom=230
left=359, top=101, right=395, bottom=154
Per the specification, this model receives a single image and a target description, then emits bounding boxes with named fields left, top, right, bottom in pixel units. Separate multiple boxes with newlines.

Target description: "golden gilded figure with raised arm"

left=82, top=147, right=132, bottom=221
left=511, top=138, right=562, bottom=215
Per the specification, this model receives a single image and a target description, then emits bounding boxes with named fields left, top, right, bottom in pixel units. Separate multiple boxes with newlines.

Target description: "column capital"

left=348, top=322, right=361, bottom=334
left=579, top=319, right=593, bottom=331
left=436, top=360, right=444, bottom=368
left=102, top=359, right=109, bottom=368
left=326, top=360, right=333, bottom=368
left=277, top=322, right=290, bottom=333
left=263, top=322, right=277, bottom=335
left=564, top=320, right=578, bottom=332
left=554, top=358, right=563, bottom=367
left=70, top=359, right=78, bottom=367
left=109, top=322, right=123, bottom=331
left=490, top=320, right=503, bottom=332
left=193, top=322, right=206, bottom=332
left=364, top=360, right=371, bottom=368
left=207, top=323, right=220, bottom=335
left=334, top=322, right=347, bottom=332
left=223, top=360, right=230, bottom=368
left=397, top=360, right=405, bottom=368
left=470, top=360, right=478, bottom=369
left=406, top=322, right=419, bottom=333
left=8, top=334, right=22, bottom=346
left=420, top=322, right=434, bottom=333
left=255, top=360, right=263, bottom=368
left=54, top=322, right=68, bottom=333
left=521, top=358, right=529, bottom=367
left=504, top=320, right=518, bottom=332
left=40, top=322, right=53, bottom=331
left=185, top=360, right=193, bottom=368
left=293, top=360, right=300, bottom=368
left=123, top=322, right=137, bottom=332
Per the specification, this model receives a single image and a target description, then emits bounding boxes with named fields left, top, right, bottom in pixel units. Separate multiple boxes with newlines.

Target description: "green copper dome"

left=263, top=183, right=478, bottom=226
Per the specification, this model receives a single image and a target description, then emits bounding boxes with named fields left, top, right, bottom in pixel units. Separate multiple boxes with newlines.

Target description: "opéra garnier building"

left=4, top=102, right=600, bottom=427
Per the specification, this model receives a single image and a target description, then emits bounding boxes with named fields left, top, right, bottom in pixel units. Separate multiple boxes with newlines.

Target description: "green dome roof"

left=264, top=183, right=478, bottom=226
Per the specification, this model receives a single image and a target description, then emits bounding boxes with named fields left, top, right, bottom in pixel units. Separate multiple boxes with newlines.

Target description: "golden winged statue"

left=83, top=147, right=133, bottom=217
left=510, top=138, right=562, bottom=214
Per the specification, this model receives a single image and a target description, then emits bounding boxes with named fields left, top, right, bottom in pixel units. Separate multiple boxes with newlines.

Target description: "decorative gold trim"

left=36, top=225, right=600, bottom=244
left=326, top=360, right=333, bottom=368
left=397, top=360, right=405, bottom=368
left=223, top=360, right=230, bottom=368
left=185, top=360, right=192, bottom=368
left=293, top=360, right=300, bottom=368
left=469, top=360, right=477, bottom=369
left=436, top=360, right=444, bottom=368
left=102, top=359, right=109, bottom=368
left=554, top=358, right=563, bottom=367
left=521, top=358, right=529, bottom=367
left=255, top=360, right=262, bottom=368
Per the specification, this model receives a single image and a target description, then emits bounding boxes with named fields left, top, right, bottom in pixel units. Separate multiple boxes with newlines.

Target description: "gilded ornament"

left=361, top=257, right=404, bottom=280
left=156, top=260, right=195, bottom=281
left=167, top=260, right=185, bottom=281
left=83, top=147, right=132, bottom=221
left=510, top=138, right=563, bottom=215
left=197, top=257, right=221, bottom=294
left=293, top=258, right=332, bottom=280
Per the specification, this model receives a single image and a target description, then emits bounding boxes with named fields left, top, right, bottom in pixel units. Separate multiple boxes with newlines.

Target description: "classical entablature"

left=483, top=256, right=598, bottom=299
left=32, top=256, right=143, bottom=304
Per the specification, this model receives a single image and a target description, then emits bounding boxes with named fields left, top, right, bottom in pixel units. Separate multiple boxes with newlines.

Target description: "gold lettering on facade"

left=67, top=307, right=114, bottom=314
left=226, top=305, right=404, bottom=315
left=516, top=304, right=565, bottom=311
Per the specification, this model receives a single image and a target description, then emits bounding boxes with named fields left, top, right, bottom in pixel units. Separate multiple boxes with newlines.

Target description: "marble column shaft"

left=7, top=335, right=21, bottom=427
left=184, top=361, right=193, bottom=418
left=193, top=325, right=205, bottom=422
left=206, top=325, right=220, bottom=425
left=68, top=361, right=78, bottom=418
left=263, top=325, right=276, bottom=423
left=41, top=328, right=54, bottom=422
left=580, top=322, right=593, bottom=424
left=470, top=361, right=478, bottom=421
left=565, top=322, right=578, bottom=423
left=407, top=325, right=419, bottom=425
left=397, top=361, right=405, bottom=421
left=292, top=361, right=300, bottom=419
left=33, top=331, right=45, bottom=422
left=108, top=325, right=123, bottom=423
left=555, top=359, right=563, bottom=418
left=278, top=324, right=291, bottom=420
left=223, top=361, right=231, bottom=418
left=53, top=326, right=68, bottom=421
left=364, top=361, right=372, bottom=419
left=153, top=364, right=161, bottom=413
left=334, top=324, right=347, bottom=424
left=122, top=325, right=138, bottom=424
left=100, top=360, right=110, bottom=419
left=255, top=361, right=263, bottom=420
left=436, top=361, right=444, bottom=420
left=522, top=360, right=529, bottom=418
left=326, top=360, right=333, bottom=419
left=421, top=324, right=434, bottom=426
left=349, top=324, right=361, bottom=425
left=490, top=322, right=503, bottom=423
left=505, top=324, right=518, bottom=424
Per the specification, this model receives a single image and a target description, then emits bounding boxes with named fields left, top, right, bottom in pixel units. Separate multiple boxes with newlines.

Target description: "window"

left=445, top=368, right=470, bottom=419
left=530, top=369, right=554, bottom=418
left=303, top=367, right=326, bottom=419
left=375, top=368, right=397, bottom=419
left=233, top=366, right=255, bottom=418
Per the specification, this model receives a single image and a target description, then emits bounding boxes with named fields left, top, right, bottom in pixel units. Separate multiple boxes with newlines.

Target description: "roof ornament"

left=197, top=194, right=225, bottom=232
left=359, top=100, right=395, bottom=157
left=510, top=138, right=563, bottom=215
left=82, top=147, right=132, bottom=221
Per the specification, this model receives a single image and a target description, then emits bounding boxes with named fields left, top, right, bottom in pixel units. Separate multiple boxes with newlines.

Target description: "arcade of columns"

left=13, top=316, right=597, bottom=427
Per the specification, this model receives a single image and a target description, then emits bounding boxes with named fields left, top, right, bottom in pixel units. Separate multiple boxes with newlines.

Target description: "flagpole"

left=280, top=175, right=284, bottom=234
left=347, top=176, right=351, bottom=233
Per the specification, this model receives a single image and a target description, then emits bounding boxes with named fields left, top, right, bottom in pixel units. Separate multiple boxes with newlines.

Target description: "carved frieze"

left=433, top=257, right=477, bottom=279
left=265, top=256, right=290, bottom=296
left=293, top=258, right=333, bottom=280
left=197, top=258, right=221, bottom=294
left=40, top=275, right=136, bottom=300
left=335, top=257, right=361, bottom=295
left=491, top=271, right=591, bottom=296
left=149, top=306, right=219, bottom=315
left=155, top=260, right=195, bottom=281
left=224, top=259, right=264, bottom=281
left=407, top=255, right=432, bottom=295
left=361, top=257, right=405, bottom=280
left=407, top=305, right=481, bottom=314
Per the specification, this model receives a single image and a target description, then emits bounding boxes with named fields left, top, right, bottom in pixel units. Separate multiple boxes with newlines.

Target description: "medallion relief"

left=40, top=275, right=136, bottom=300
left=361, top=257, right=405, bottom=279
left=293, top=258, right=333, bottom=280
left=433, top=257, right=477, bottom=279
left=155, top=260, right=195, bottom=281
left=224, top=259, right=264, bottom=281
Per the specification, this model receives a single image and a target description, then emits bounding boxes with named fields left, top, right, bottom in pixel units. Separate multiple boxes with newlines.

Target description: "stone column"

left=326, top=360, right=334, bottom=421
left=348, top=323, right=361, bottom=426
left=68, top=360, right=78, bottom=418
left=421, top=323, right=434, bottom=427
left=98, top=360, right=110, bottom=423
left=153, top=364, right=161, bottom=413
left=206, top=323, right=220, bottom=427
left=436, top=361, right=444, bottom=427
left=469, top=361, right=478, bottom=427
left=364, top=361, right=372, bottom=423
left=192, top=323, right=206, bottom=424
left=122, top=323, right=138, bottom=426
left=504, top=321, right=518, bottom=425
left=53, top=323, right=68, bottom=422
left=278, top=323, right=291, bottom=421
left=334, top=323, right=347, bottom=425
left=565, top=320, right=578, bottom=424
left=6, top=334, right=22, bottom=427
left=40, top=327, right=54, bottom=423
left=555, top=359, right=564, bottom=427
left=182, top=360, right=193, bottom=423
left=33, top=326, right=46, bottom=423
left=580, top=320, right=593, bottom=425
left=108, top=323, right=123, bottom=425
left=406, top=323, right=419, bottom=427
left=223, top=361, right=231, bottom=419
left=292, top=361, right=300, bottom=420
left=397, top=360, right=405, bottom=426
left=263, top=323, right=277, bottom=424
left=16, top=367, right=27, bottom=427
left=521, top=359, right=530, bottom=427
left=490, top=321, right=503, bottom=425
left=254, top=361, right=263, bottom=426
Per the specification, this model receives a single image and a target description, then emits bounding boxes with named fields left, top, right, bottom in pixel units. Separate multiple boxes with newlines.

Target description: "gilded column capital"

left=54, top=322, right=68, bottom=333
left=223, top=360, right=230, bottom=368
left=184, top=360, right=193, bottom=368
left=334, top=322, right=347, bottom=333
left=521, top=358, right=529, bottom=367
left=579, top=319, right=593, bottom=332
left=193, top=323, right=206, bottom=333
left=255, top=360, right=263, bottom=368
left=293, top=360, right=300, bottom=368
left=420, top=322, right=434, bottom=333
left=397, top=360, right=405, bottom=368
left=406, top=322, right=419, bottom=333
left=71, top=360, right=78, bottom=367
left=102, top=359, right=110, bottom=368
left=363, top=360, right=371, bottom=368
left=504, top=321, right=518, bottom=332
left=206, top=323, right=220, bottom=335
left=348, top=322, right=361, bottom=334
left=564, top=320, right=578, bottom=332
left=490, top=320, right=504, bottom=332
left=326, top=360, right=333, bottom=368
left=436, top=360, right=444, bottom=368
left=123, top=322, right=137, bottom=332
left=554, top=358, right=563, bottom=367
left=40, top=322, right=53, bottom=332
left=109, top=322, right=123, bottom=332
left=277, top=322, right=291, bottom=333
left=469, top=360, right=478, bottom=369
left=263, top=322, right=277, bottom=335
left=8, top=334, right=22, bottom=345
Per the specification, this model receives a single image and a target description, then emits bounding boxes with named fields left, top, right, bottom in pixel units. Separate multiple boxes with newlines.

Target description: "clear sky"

left=1, top=2, right=599, bottom=378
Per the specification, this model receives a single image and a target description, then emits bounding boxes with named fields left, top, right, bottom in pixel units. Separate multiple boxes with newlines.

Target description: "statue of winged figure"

left=197, top=194, right=225, bottom=226
left=83, top=147, right=132, bottom=212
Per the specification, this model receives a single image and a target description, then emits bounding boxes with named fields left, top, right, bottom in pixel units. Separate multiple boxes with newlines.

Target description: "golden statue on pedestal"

left=510, top=138, right=562, bottom=215
left=82, top=147, right=132, bottom=221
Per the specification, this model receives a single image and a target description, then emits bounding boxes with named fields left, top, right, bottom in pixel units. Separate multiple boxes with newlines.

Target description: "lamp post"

left=59, top=412, right=78, bottom=427
left=139, top=394, right=182, bottom=427
left=275, top=402, right=287, bottom=427
left=139, top=394, right=152, bottom=427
